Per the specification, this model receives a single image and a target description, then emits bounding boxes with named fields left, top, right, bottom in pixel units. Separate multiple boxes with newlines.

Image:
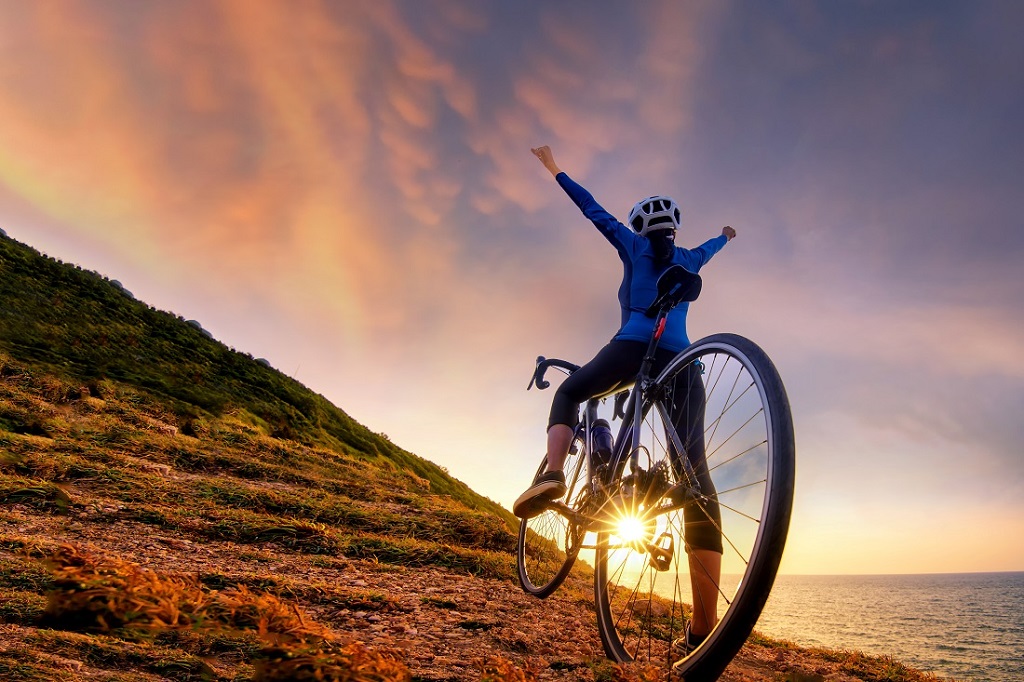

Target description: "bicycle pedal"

left=648, top=532, right=673, bottom=571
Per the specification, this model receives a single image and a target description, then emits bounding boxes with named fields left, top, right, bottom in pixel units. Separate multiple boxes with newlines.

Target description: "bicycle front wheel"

left=593, top=333, right=795, bottom=680
left=516, top=429, right=588, bottom=598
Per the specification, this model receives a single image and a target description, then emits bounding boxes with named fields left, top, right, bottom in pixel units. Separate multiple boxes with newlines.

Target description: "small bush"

left=253, top=641, right=410, bottom=682
left=43, top=545, right=329, bottom=642
left=477, top=656, right=536, bottom=682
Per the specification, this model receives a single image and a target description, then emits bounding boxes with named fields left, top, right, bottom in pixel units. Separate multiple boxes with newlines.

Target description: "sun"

left=616, top=515, right=650, bottom=545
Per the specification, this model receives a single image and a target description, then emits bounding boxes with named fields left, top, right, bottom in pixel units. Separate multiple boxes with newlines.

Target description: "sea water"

left=755, top=572, right=1024, bottom=682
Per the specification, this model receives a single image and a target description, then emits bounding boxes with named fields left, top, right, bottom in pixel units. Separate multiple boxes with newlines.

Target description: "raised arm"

left=530, top=146, right=638, bottom=254
left=531, top=145, right=562, bottom=177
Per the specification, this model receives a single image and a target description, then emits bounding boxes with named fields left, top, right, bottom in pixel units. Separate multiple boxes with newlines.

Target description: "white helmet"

left=628, top=195, right=681, bottom=236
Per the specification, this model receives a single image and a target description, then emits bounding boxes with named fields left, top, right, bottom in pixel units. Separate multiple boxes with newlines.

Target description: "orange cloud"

left=0, top=4, right=175, bottom=264
left=0, top=1, right=423, bottom=351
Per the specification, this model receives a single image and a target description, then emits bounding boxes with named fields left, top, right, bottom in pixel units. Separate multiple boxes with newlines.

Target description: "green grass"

left=0, top=235, right=513, bottom=523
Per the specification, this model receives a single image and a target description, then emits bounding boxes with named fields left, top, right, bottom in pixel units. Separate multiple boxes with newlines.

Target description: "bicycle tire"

left=516, top=429, right=588, bottom=598
left=593, top=333, right=795, bottom=680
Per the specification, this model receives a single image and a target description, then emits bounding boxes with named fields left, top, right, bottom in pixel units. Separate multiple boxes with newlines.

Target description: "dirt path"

left=2, top=506, right=905, bottom=682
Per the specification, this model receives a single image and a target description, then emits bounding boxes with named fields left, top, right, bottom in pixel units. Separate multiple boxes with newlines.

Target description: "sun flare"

left=616, top=515, right=649, bottom=545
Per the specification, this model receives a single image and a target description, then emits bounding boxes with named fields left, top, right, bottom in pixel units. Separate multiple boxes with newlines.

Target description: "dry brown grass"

left=253, top=642, right=411, bottom=682
left=44, top=544, right=331, bottom=643
left=37, top=544, right=561, bottom=682
left=476, top=656, right=537, bottom=682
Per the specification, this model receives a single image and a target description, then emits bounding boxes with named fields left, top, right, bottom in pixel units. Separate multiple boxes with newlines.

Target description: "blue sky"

left=1, top=0, right=1021, bottom=573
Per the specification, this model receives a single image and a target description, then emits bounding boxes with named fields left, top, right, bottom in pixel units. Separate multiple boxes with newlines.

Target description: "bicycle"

left=515, top=264, right=795, bottom=681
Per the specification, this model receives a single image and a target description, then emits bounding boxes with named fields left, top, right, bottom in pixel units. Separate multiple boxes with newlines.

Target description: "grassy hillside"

left=0, top=232, right=950, bottom=681
left=0, top=235, right=511, bottom=522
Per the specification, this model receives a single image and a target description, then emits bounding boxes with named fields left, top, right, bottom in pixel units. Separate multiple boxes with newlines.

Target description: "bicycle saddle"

left=644, top=265, right=702, bottom=317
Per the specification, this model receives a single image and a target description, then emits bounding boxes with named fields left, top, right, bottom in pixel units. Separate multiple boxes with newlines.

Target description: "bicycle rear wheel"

left=593, top=333, right=795, bottom=680
left=516, top=429, right=588, bottom=598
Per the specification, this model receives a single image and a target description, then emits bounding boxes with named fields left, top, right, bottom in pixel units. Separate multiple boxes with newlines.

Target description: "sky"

left=1, top=0, right=1021, bottom=575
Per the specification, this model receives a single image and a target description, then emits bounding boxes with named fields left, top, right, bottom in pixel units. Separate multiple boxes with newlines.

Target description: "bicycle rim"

left=517, top=431, right=587, bottom=598
left=593, top=333, right=795, bottom=680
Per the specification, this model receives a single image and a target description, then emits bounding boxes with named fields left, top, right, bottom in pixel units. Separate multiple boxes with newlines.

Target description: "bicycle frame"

left=531, top=303, right=702, bottom=536
left=606, top=304, right=702, bottom=504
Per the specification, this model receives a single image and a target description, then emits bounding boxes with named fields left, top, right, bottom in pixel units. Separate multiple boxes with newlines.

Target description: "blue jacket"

left=557, top=172, right=727, bottom=352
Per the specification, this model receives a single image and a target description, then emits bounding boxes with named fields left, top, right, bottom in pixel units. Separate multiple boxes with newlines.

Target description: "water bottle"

left=591, top=418, right=613, bottom=467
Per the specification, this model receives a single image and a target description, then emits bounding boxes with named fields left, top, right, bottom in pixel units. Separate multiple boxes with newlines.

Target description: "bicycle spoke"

left=691, top=496, right=751, bottom=572
left=708, top=438, right=768, bottom=475
left=714, top=499, right=763, bottom=525
left=706, top=409, right=764, bottom=465
left=705, top=362, right=744, bottom=449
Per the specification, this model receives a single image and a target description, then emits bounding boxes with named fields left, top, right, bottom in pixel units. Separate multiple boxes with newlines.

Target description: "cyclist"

left=514, top=144, right=736, bottom=648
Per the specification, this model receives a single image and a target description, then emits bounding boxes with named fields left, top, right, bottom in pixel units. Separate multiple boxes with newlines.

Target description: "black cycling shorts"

left=547, top=339, right=723, bottom=554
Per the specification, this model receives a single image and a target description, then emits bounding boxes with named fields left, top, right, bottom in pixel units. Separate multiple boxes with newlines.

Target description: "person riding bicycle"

left=514, top=144, right=736, bottom=648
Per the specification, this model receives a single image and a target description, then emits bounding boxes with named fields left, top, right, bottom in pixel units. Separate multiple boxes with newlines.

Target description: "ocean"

left=755, top=572, right=1024, bottom=682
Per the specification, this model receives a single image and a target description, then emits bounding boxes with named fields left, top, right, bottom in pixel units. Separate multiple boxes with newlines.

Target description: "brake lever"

left=528, top=355, right=549, bottom=390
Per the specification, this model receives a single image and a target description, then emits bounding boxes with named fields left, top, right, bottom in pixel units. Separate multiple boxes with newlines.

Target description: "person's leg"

left=687, top=548, right=722, bottom=638
left=669, top=361, right=724, bottom=638
left=514, top=342, right=644, bottom=517
left=545, top=423, right=574, bottom=472
left=543, top=341, right=646, bottom=470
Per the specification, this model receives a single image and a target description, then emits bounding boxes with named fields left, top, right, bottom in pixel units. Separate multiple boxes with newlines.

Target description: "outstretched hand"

left=531, top=145, right=562, bottom=177
left=722, top=226, right=736, bottom=241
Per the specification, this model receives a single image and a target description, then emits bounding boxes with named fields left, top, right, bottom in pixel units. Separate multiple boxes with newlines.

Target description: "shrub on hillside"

left=43, top=544, right=329, bottom=642
left=254, top=642, right=411, bottom=682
